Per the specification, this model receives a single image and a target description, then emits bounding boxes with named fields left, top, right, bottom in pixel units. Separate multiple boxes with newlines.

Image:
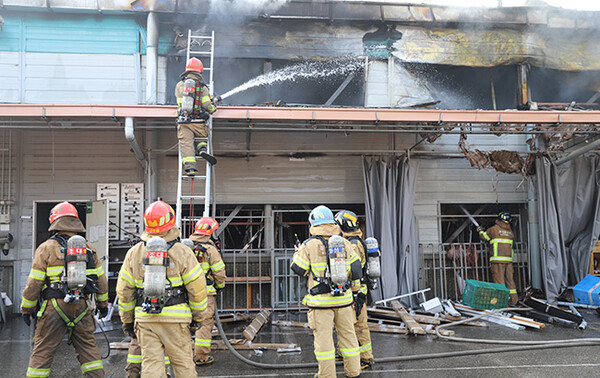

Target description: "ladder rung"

left=182, top=175, right=206, bottom=180
left=190, top=35, right=213, bottom=39
left=189, top=51, right=212, bottom=55
left=181, top=195, right=206, bottom=200
left=203, top=67, right=212, bottom=71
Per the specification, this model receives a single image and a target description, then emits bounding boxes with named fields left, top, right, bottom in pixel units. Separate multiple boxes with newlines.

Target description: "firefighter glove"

left=96, top=306, right=109, bottom=319
left=476, top=226, right=483, bottom=232
left=122, top=322, right=136, bottom=339
left=354, top=293, right=367, bottom=319
left=22, top=313, right=34, bottom=327
left=190, top=320, right=201, bottom=333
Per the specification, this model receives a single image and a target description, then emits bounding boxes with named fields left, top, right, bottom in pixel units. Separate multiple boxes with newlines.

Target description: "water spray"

left=219, top=57, right=364, bottom=100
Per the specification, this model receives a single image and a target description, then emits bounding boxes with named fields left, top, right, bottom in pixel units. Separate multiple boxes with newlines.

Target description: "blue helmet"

left=309, top=205, right=335, bottom=226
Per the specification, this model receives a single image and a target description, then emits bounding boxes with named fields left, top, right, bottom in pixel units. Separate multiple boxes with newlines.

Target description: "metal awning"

left=0, top=105, right=599, bottom=135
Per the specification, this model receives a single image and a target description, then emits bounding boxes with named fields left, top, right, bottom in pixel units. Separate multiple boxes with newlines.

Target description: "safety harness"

left=38, top=234, right=99, bottom=344
left=136, top=239, right=189, bottom=313
left=304, top=236, right=351, bottom=296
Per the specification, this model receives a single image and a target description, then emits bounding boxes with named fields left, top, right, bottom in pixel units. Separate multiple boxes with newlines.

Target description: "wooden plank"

left=242, top=309, right=271, bottom=341
left=368, top=323, right=408, bottom=334
left=272, top=320, right=311, bottom=329
left=218, top=313, right=255, bottom=323
left=390, top=300, right=426, bottom=335
left=211, top=339, right=298, bottom=351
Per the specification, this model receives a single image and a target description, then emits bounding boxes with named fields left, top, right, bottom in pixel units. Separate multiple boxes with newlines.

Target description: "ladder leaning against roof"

left=176, top=30, right=216, bottom=235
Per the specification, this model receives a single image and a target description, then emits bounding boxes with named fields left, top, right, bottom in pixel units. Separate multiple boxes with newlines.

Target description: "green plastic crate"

left=462, top=279, right=510, bottom=310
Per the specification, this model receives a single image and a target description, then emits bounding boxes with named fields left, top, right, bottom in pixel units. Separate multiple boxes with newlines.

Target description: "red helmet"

left=144, top=201, right=175, bottom=234
left=194, top=217, right=219, bottom=236
left=49, top=202, right=79, bottom=224
left=185, top=57, right=204, bottom=73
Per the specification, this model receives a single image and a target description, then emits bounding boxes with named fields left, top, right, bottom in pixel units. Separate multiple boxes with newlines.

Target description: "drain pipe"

left=124, top=117, right=148, bottom=171
left=146, top=11, right=158, bottom=105
left=555, top=137, right=600, bottom=166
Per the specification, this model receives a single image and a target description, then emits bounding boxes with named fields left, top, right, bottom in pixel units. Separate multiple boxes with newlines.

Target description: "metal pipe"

left=146, top=129, right=158, bottom=204
left=124, top=117, right=148, bottom=170
left=555, top=137, right=600, bottom=166
left=146, top=11, right=159, bottom=105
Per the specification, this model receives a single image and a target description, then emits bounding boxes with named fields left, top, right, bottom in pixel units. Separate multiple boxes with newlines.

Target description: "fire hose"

left=214, top=302, right=600, bottom=370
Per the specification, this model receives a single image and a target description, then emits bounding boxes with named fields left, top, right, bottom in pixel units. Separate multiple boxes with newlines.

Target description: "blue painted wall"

left=0, top=11, right=172, bottom=55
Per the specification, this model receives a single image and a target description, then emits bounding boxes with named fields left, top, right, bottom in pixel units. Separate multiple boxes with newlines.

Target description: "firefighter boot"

left=196, top=142, right=217, bottom=165
left=183, top=160, right=199, bottom=177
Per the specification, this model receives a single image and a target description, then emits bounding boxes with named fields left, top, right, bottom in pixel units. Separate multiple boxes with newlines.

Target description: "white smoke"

left=208, top=0, right=288, bottom=17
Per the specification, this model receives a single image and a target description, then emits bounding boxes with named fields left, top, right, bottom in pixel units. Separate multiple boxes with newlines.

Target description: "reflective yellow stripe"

left=119, top=300, right=136, bottom=312
left=86, top=266, right=105, bottom=276
left=135, top=303, right=192, bottom=318
left=177, top=98, right=183, bottom=106
left=340, top=346, right=360, bottom=357
left=315, top=349, right=335, bottom=361
left=207, top=286, right=216, bottom=294
left=490, top=256, right=513, bottom=262
left=210, top=261, right=225, bottom=271
left=490, top=238, right=513, bottom=244
left=358, top=285, right=368, bottom=295
left=347, top=253, right=359, bottom=264
left=29, top=269, right=46, bottom=281
left=96, top=292, right=108, bottom=301
left=46, top=266, right=63, bottom=276
left=182, top=263, right=203, bottom=284
left=303, top=291, right=353, bottom=308
left=81, top=360, right=103, bottom=374
left=189, top=297, right=208, bottom=311
left=164, top=356, right=170, bottom=364
left=22, top=296, right=38, bottom=308
left=292, top=255, right=309, bottom=270
left=479, top=230, right=491, bottom=241
left=127, top=354, right=142, bottom=363
left=169, top=276, right=183, bottom=287
left=359, top=342, right=372, bottom=352
left=200, top=95, right=211, bottom=102
left=26, top=367, right=50, bottom=377
left=119, top=269, right=135, bottom=286
left=509, top=289, right=517, bottom=294
left=182, top=156, right=196, bottom=164
left=195, top=338, right=212, bottom=347
left=214, top=281, right=225, bottom=289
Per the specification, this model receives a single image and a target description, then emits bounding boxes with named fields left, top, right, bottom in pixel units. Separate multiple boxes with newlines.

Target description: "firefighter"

left=478, top=211, right=518, bottom=305
left=21, top=201, right=108, bottom=378
left=334, top=210, right=373, bottom=370
left=117, top=200, right=208, bottom=378
left=175, top=57, right=218, bottom=176
left=189, top=217, right=227, bottom=366
left=291, top=205, right=362, bottom=378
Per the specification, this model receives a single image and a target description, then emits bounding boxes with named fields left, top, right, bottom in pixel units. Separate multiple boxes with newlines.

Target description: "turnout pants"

left=125, top=337, right=170, bottom=378
left=491, top=262, right=518, bottom=305
left=195, top=295, right=216, bottom=361
left=355, top=304, right=374, bottom=362
left=136, top=322, right=195, bottom=378
left=177, top=122, right=207, bottom=171
left=308, top=306, right=360, bottom=378
left=26, top=301, right=104, bottom=378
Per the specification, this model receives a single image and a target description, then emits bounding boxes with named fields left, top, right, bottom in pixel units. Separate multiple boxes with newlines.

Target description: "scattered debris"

left=390, top=300, right=426, bottom=335
left=211, top=339, right=299, bottom=351
left=242, top=309, right=271, bottom=341
left=525, top=297, right=584, bottom=327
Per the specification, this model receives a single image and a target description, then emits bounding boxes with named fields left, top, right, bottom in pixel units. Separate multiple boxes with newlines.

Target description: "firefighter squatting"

left=20, top=58, right=519, bottom=378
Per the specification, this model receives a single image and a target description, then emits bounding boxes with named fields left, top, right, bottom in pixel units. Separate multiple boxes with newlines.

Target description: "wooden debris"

left=390, top=300, right=426, bottom=334
left=242, top=309, right=271, bottom=341
left=109, top=341, right=130, bottom=350
left=272, top=320, right=310, bottom=328
left=453, top=302, right=545, bottom=330
left=211, top=339, right=298, bottom=351
left=219, top=313, right=254, bottom=323
left=368, top=323, right=408, bottom=334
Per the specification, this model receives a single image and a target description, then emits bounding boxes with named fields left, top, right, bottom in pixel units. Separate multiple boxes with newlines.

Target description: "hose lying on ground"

left=214, top=305, right=600, bottom=370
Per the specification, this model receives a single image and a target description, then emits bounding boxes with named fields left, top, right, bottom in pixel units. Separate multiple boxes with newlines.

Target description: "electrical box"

left=120, top=183, right=144, bottom=240
left=96, top=183, right=120, bottom=240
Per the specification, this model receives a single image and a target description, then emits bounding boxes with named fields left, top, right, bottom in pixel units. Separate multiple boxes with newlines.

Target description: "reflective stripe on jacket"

left=478, top=220, right=514, bottom=263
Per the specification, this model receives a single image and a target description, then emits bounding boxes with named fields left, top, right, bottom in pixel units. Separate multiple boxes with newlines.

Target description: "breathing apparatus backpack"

left=138, top=236, right=187, bottom=314
left=178, top=77, right=210, bottom=123
left=190, top=239, right=220, bottom=287
left=364, top=237, right=381, bottom=290
left=306, top=235, right=351, bottom=297
left=42, top=234, right=99, bottom=303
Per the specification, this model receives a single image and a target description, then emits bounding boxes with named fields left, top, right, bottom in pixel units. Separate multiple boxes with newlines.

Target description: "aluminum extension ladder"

left=175, top=30, right=216, bottom=236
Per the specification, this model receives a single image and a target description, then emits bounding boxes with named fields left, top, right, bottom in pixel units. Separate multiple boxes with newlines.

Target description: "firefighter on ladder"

left=334, top=210, right=374, bottom=370
left=117, top=200, right=208, bottom=377
left=21, top=202, right=108, bottom=377
left=291, top=205, right=363, bottom=378
left=188, top=217, right=227, bottom=366
left=478, top=211, right=519, bottom=305
left=175, top=57, right=218, bottom=176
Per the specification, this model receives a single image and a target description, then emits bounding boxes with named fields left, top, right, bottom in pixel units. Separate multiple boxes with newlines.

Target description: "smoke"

left=208, top=0, right=288, bottom=16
